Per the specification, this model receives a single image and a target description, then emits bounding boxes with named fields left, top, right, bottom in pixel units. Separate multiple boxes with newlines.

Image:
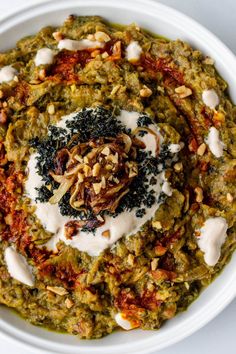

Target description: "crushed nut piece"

left=47, top=286, right=68, bottom=296
left=94, top=31, right=110, bottom=42
left=151, top=258, right=158, bottom=271
left=47, top=104, right=55, bottom=115
left=38, top=68, right=46, bottom=80
left=152, top=221, right=162, bottom=230
left=87, top=34, right=95, bottom=41
left=140, top=86, right=153, bottom=97
left=175, top=85, right=192, bottom=98
left=174, top=162, right=183, bottom=172
left=194, top=186, right=203, bottom=203
left=93, top=182, right=102, bottom=195
left=157, top=85, right=165, bottom=93
left=52, top=31, right=63, bottom=41
left=101, top=146, right=110, bottom=155
left=13, top=75, right=19, bottom=82
left=112, top=41, right=121, bottom=60
left=203, top=57, right=214, bottom=65
left=226, top=192, right=233, bottom=202
left=102, top=229, right=110, bottom=238
left=65, top=298, right=74, bottom=309
left=92, top=162, right=101, bottom=177
left=101, top=176, right=106, bottom=189
left=101, top=51, right=109, bottom=59
left=106, top=153, right=118, bottom=164
left=197, top=143, right=206, bottom=156
left=105, top=164, right=113, bottom=171
left=147, top=283, right=155, bottom=291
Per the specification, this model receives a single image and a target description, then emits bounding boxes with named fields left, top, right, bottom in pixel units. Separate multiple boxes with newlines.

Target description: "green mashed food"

left=0, top=15, right=236, bottom=339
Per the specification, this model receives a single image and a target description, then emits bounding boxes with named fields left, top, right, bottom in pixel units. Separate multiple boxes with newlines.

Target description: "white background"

left=0, top=0, right=235, bottom=353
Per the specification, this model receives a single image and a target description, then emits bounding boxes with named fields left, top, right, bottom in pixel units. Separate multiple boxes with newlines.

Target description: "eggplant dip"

left=0, top=15, right=235, bottom=339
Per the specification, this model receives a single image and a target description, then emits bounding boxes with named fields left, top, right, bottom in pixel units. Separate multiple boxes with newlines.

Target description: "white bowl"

left=0, top=1, right=236, bottom=353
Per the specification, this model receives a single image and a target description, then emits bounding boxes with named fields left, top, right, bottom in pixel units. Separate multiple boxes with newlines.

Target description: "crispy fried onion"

left=49, top=133, right=143, bottom=215
left=133, top=127, right=160, bottom=156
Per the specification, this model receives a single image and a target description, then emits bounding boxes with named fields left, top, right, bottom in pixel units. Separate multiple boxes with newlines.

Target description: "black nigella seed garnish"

left=137, top=114, right=153, bottom=127
left=30, top=107, right=173, bottom=229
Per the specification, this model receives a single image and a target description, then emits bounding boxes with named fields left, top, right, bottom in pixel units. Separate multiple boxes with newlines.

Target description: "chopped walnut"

left=194, top=186, right=203, bottom=203
left=94, top=31, right=110, bottom=42
left=197, top=143, right=206, bottom=156
left=101, top=51, right=109, bottom=59
left=203, top=56, right=214, bottom=65
left=174, top=162, right=183, bottom=172
left=38, top=68, right=46, bottom=80
left=101, top=146, right=110, bottom=155
left=65, top=298, right=74, bottom=309
left=93, top=182, right=102, bottom=195
left=47, top=286, right=68, bottom=296
left=226, top=192, right=233, bottom=202
left=151, top=258, right=158, bottom=271
left=47, top=104, right=55, bottom=115
left=140, top=86, right=153, bottom=97
left=175, top=85, right=192, bottom=98
left=52, top=31, right=63, bottom=41
left=152, top=221, right=162, bottom=230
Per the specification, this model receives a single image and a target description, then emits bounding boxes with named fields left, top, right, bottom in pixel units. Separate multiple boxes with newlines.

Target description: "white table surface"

left=0, top=0, right=235, bottom=353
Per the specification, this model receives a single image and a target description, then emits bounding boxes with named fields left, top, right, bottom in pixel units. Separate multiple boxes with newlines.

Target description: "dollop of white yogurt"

left=114, top=312, right=136, bottom=330
left=34, top=48, right=55, bottom=66
left=0, top=65, right=17, bottom=83
left=4, top=246, right=34, bottom=286
left=58, top=39, right=105, bottom=51
left=196, top=217, right=228, bottom=266
left=126, top=41, right=142, bottom=62
left=202, top=89, right=219, bottom=109
left=205, top=126, right=224, bottom=158
left=25, top=110, right=178, bottom=256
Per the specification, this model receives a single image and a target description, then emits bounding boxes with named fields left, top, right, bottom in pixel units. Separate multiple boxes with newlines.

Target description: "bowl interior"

left=0, top=1, right=235, bottom=353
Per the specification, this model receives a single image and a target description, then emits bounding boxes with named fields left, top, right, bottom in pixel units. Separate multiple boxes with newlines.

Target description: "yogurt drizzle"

left=205, top=126, right=224, bottom=158
left=25, top=110, right=177, bottom=256
left=0, top=65, right=17, bottom=83
left=58, top=39, right=105, bottom=51
left=4, top=246, right=34, bottom=286
left=196, top=217, right=228, bottom=266
left=35, top=48, right=55, bottom=66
